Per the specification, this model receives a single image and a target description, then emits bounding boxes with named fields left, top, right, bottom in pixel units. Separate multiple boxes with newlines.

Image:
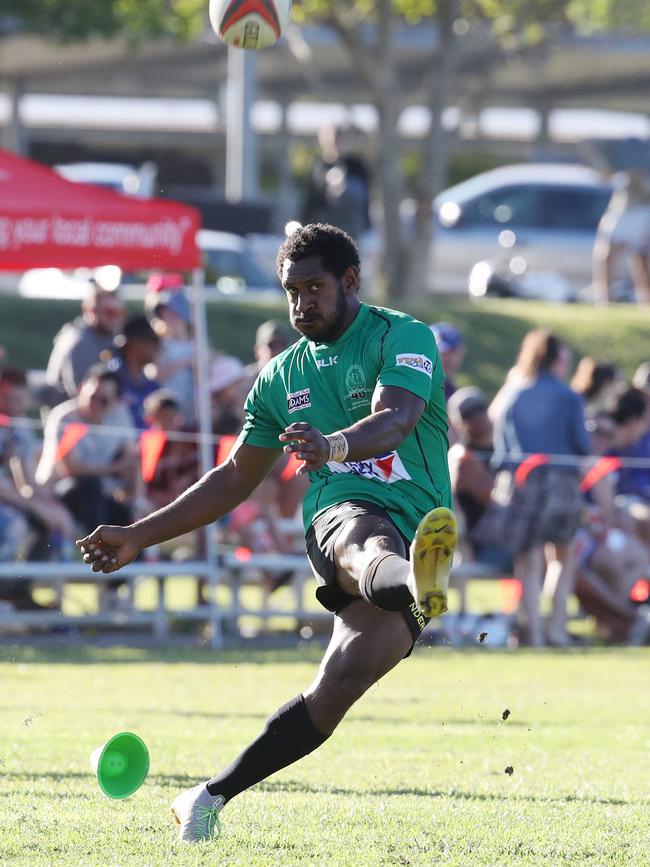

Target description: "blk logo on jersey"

left=287, top=388, right=311, bottom=413
left=316, top=356, right=338, bottom=370
left=327, top=450, right=412, bottom=484
left=396, top=353, right=433, bottom=377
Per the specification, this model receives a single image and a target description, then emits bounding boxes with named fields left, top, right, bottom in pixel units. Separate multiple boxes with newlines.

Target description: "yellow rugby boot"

left=408, top=507, right=457, bottom=618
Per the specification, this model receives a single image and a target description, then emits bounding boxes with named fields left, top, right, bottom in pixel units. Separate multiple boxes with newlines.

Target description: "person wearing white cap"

left=209, top=355, right=248, bottom=436
left=146, top=285, right=196, bottom=423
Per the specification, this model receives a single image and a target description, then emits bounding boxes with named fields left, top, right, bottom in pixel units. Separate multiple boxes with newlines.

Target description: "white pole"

left=225, top=46, right=258, bottom=201
left=191, top=267, right=223, bottom=649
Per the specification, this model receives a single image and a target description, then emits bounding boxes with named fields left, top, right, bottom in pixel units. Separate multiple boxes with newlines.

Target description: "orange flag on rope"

left=55, top=423, right=88, bottom=462
left=216, top=434, right=238, bottom=466
left=580, top=456, right=622, bottom=493
left=514, top=453, right=549, bottom=488
left=140, top=429, right=168, bottom=483
left=0, top=414, right=9, bottom=427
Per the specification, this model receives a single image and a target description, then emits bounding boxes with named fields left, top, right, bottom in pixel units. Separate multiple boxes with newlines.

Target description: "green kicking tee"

left=237, top=303, right=452, bottom=543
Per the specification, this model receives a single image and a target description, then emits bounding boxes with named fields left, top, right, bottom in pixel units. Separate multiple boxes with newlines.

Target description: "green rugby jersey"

left=237, top=303, right=452, bottom=542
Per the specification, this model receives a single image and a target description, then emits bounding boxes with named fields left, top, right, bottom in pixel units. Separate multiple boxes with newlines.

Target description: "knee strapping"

left=359, top=552, right=412, bottom=611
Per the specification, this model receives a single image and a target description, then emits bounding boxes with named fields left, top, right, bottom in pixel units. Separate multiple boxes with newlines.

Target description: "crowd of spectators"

left=0, top=287, right=647, bottom=646
left=437, top=321, right=650, bottom=647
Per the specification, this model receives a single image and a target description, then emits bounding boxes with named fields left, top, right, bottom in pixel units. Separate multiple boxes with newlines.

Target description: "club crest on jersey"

left=396, top=353, right=433, bottom=377
left=287, top=388, right=311, bottom=413
left=345, top=364, right=370, bottom=405
left=327, top=450, right=412, bottom=484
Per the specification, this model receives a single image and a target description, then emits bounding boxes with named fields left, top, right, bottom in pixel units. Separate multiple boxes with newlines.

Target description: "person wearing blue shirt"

left=490, top=329, right=590, bottom=647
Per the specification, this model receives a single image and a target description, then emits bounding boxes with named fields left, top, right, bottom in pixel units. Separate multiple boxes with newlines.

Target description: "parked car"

left=10, top=229, right=280, bottom=300
left=428, top=163, right=613, bottom=300
left=198, top=229, right=281, bottom=297
left=54, top=161, right=157, bottom=198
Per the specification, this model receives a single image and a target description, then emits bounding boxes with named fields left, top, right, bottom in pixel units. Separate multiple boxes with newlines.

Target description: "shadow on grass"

left=2, top=771, right=645, bottom=808
left=0, top=645, right=325, bottom=667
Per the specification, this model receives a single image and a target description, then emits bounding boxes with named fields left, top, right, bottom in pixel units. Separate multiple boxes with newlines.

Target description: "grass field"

left=1, top=645, right=648, bottom=866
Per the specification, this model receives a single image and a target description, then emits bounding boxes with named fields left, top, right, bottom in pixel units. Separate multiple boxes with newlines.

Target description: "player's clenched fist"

left=279, top=422, right=330, bottom=476
left=76, top=525, right=142, bottom=573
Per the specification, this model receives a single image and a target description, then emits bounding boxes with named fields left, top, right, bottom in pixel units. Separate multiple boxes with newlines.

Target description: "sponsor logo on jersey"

left=396, top=353, right=433, bottom=377
left=326, top=450, right=411, bottom=484
left=316, top=355, right=338, bottom=369
left=287, top=388, right=311, bottom=413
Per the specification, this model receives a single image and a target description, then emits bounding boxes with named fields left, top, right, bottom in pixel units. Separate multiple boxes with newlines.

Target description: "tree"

left=5, top=0, right=647, bottom=297
left=0, top=0, right=205, bottom=41
left=292, top=1, right=582, bottom=297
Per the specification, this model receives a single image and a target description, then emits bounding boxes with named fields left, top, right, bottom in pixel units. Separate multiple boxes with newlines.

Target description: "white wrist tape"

left=326, top=432, right=349, bottom=463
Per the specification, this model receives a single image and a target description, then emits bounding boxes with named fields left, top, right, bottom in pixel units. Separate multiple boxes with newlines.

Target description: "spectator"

left=571, top=358, right=621, bottom=415
left=210, top=356, right=249, bottom=436
left=490, top=329, right=590, bottom=646
left=145, top=274, right=196, bottom=423
left=608, top=387, right=650, bottom=502
left=46, top=283, right=126, bottom=401
left=447, top=386, right=513, bottom=574
left=302, top=124, right=371, bottom=241
left=606, top=387, right=650, bottom=551
left=0, top=368, right=73, bottom=609
left=574, top=412, right=650, bottom=644
left=35, top=364, right=144, bottom=610
left=244, top=320, right=294, bottom=382
left=430, top=322, right=464, bottom=402
left=108, top=314, right=161, bottom=430
left=143, top=390, right=198, bottom=511
left=593, top=167, right=650, bottom=304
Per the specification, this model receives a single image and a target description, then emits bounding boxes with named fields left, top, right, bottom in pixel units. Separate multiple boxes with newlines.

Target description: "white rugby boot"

left=171, top=782, right=225, bottom=843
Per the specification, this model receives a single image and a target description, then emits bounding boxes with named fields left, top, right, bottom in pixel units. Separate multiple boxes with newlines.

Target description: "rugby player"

left=77, top=223, right=457, bottom=843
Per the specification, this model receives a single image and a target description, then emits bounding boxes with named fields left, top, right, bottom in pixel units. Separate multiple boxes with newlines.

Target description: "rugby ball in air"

left=209, top=0, right=292, bottom=50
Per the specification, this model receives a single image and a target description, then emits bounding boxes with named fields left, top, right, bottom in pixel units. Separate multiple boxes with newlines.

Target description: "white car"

left=428, top=163, right=613, bottom=300
left=198, top=229, right=281, bottom=297
left=54, top=161, right=157, bottom=198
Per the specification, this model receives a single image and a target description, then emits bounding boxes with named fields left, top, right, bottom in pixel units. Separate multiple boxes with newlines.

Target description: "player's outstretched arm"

left=279, top=385, right=425, bottom=475
left=76, top=442, right=280, bottom=573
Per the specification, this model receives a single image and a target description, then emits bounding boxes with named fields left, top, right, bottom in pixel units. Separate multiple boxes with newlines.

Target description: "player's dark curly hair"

left=276, top=223, right=360, bottom=281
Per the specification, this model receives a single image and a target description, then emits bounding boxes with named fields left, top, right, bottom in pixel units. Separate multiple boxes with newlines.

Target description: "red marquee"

left=0, top=148, right=201, bottom=272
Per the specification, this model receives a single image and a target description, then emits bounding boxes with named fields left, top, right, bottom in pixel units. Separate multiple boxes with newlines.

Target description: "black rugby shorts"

left=305, top=499, right=429, bottom=654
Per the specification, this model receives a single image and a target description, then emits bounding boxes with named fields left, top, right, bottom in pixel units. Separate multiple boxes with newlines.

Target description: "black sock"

left=206, top=694, right=329, bottom=802
left=359, top=552, right=412, bottom=611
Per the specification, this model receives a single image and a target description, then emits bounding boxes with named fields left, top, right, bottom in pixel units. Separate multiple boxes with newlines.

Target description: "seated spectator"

left=145, top=274, right=196, bottom=423
left=244, top=320, right=294, bottom=383
left=142, top=390, right=198, bottom=511
left=46, top=282, right=126, bottom=402
left=447, top=387, right=513, bottom=575
left=210, top=356, right=249, bottom=436
left=0, top=368, right=74, bottom=610
left=571, top=358, right=621, bottom=415
left=608, top=387, right=650, bottom=500
left=574, top=412, right=650, bottom=644
left=107, top=314, right=161, bottom=430
left=429, top=322, right=464, bottom=402
left=36, top=364, right=144, bottom=609
left=490, top=329, right=590, bottom=646
left=607, top=387, right=650, bottom=550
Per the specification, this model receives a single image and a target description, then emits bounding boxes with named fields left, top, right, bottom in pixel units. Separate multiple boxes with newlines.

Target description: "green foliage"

left=2, top=295, right=647, bottom=401
left=1, top=645, right=648, bottom=865
left=1, top=0, right=205, bottom=41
